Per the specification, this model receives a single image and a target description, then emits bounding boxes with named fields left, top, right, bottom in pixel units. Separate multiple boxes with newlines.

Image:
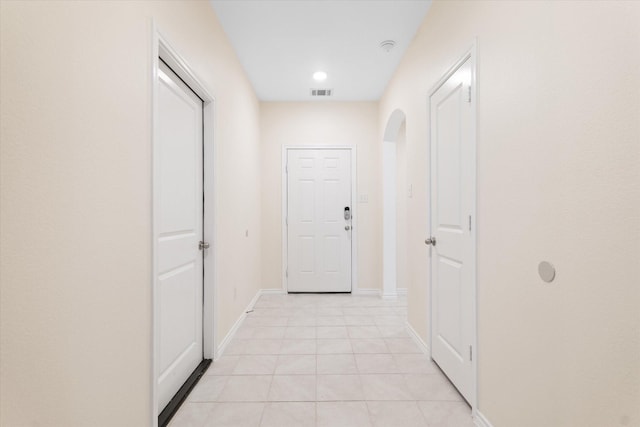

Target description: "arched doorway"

left=382, top=109, right=407, bottom=298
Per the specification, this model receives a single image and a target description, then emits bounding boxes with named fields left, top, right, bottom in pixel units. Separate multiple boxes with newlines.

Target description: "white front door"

left=429, top=56, right=476, bottom=403
left=156, top=60, right=204, bottom=410
left=287, top=149, right=352, bottom=293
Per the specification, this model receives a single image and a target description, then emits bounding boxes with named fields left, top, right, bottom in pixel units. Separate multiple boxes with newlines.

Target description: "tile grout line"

left=180, top=294, right=471, bottom=426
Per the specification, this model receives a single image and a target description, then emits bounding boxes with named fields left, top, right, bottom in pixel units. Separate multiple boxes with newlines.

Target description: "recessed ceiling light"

left=313, top=71, right=327, bottom=82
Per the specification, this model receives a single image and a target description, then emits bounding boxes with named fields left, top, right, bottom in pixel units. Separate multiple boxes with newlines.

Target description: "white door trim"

left=281, top=145, right=358, bottom=293
left=427, top=40, right=478, bottom=410
left=151, top=25, right=217, bottom=423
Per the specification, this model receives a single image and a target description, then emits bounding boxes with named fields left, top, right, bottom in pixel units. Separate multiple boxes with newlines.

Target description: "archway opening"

left=382, top=109, right=407, bottom=298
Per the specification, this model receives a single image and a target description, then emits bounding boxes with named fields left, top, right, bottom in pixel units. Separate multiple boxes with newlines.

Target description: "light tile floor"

left=169, top=293, right=473, bottom=427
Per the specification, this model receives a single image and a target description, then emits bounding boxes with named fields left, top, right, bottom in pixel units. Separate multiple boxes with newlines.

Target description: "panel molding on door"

left=284, top=148, right=354, bottom=293
left=428, top=46, right=477, bottom=406
left=155, top=60, right=204, bottom=411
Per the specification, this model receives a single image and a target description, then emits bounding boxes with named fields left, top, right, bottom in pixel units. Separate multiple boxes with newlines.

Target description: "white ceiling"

left=209, top=0, right=432, bottom=101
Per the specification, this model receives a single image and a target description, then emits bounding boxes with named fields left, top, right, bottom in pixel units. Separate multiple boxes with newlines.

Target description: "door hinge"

left=286, top=216, right=288, bottom=226
left=469, top=215, right=472, bottom=232
left=469, top=345, right=473, bottom=361
left=467, top=86, right=472, bottom=103
left=286, top=269, right=288, bottom=278
left=286, top=162, right=288, bottom=173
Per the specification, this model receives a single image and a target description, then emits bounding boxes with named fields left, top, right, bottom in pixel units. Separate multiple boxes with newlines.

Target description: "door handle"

left=345, top=225, right=351, bottom=231
left=199, top=241, right=210, bottom=250
left=425, top=237, right=436, bottom=246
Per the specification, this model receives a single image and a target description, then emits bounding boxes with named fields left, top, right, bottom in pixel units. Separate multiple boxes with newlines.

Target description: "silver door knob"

left=425, top=237, right=436, bottom=246
left=199, top=241, right=210, bottom=250
left=345, top=225, right=351, bottom=231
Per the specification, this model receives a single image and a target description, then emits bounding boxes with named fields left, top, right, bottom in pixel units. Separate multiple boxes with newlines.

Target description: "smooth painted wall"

left=379, top=1, right=640, bottom=426
left=260, top=102, right=381, bottom=292
left=0, top=1, right=261, bottom=425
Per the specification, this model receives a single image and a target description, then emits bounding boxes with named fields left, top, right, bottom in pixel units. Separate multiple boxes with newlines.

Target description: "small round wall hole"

left=538, top=261, right=556, bottom=283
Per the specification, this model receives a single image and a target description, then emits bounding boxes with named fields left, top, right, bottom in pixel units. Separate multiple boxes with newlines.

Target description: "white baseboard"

left=353, top=288, right=382, bottom=296
left=215, top=289, right=263, bottom=359
left=473, top=410, right=494, bottom=427
left=248, top=289, right=263, bottom=309
left=215, top=311, right=245, bottom=360
left=406, top=321, right=430, bottom=355
left=381, top=288, right=407, bottom=299
left=260, top=288, right=287, bottom=295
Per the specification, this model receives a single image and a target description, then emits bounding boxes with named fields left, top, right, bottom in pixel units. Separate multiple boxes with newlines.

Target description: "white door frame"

left=281, top=145, right=358, bottom=293
left=427, top=41, right=478, bottom=409
left=151, top=27, right=217, bottom=423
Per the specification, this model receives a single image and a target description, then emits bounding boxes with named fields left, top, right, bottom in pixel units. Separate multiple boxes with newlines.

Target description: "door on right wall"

left=429, top=54, right=476, bottom=404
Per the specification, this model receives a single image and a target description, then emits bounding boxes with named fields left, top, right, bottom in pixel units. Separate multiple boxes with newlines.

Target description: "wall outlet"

left=408, top=184, right=413, bottom=198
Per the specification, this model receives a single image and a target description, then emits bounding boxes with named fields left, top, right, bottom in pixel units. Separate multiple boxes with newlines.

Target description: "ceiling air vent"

left=311, top=89, right=332, bottom=97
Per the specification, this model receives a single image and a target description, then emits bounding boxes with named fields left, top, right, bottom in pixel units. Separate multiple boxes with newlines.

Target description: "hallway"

left=170, top=293, right=472, bottom=426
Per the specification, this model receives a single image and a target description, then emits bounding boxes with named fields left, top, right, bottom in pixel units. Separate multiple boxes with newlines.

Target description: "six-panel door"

left=287, top=149, right=352, bottom=293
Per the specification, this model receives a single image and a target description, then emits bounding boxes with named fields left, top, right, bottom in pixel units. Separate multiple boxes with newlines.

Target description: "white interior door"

left=287, top=149, right=352, bottom=293
left=429, top=56, right=475, bottom=403
left=156, top=60, right=203, bottom=410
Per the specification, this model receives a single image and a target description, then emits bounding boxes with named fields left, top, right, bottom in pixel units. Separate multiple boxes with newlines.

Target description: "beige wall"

left=2, top=1, right=639, bottom=426
left=260, top=102, right=381, bottom=292
left=380, top=1, right=640, bottom=426
left=0, top=1, right=261, bottom=425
